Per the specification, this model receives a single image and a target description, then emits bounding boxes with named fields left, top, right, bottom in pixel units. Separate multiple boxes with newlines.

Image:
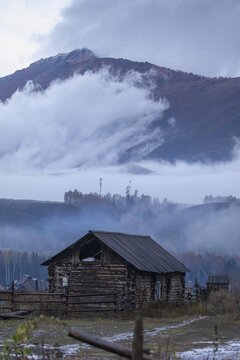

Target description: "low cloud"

left=0, top=69, right=167, bottom=171
left=183, top=205, right=240, bottom=255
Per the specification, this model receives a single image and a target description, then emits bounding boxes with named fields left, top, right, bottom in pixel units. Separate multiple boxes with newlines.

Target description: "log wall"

left=160, top=272, right=185, bottom=303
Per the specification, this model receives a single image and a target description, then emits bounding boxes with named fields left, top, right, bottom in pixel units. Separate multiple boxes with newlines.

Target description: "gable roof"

left=41, top=230, right=189, bottom=274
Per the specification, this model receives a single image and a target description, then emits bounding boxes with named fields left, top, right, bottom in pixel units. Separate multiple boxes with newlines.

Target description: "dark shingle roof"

left=42, top=230, right=189, bottom=274
left=207, top=275, right=229, bottom=284
left=92, top=231, right=189, bottom=273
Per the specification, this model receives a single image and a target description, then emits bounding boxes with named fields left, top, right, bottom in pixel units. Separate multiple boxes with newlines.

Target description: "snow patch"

left=179, top=341, right=240, bottom=359
left=104, top=316, right=207, bottom=342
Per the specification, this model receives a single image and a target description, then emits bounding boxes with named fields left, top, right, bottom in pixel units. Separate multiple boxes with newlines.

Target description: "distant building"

left=13, top=275, right=48, bottom=291
left=17, top=274, right=38, bottom=291
left=42, top=230, right=189, bottom=309
left=207, top=275, right=229, bottom=294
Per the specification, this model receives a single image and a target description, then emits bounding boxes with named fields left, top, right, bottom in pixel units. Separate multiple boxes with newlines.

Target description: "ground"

left=0, top=314, right=240, bottom=359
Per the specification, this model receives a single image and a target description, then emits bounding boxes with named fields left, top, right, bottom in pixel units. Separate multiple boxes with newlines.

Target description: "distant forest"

left=203, top=194, right=240, bottom=203
left=1, top=247, right=240, bottom=288
left=64, top=188, right=175, bottom=209
left=179, top=252, right=240, bottom=285
left=0, top=250, right=47, bottom=287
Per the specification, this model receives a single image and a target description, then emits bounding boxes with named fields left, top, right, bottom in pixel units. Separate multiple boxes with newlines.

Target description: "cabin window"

left=62, top=277, right=68, bottom=287
left=155, top=279, right=161, bottom=300
left=79, top=239, right=101, bottom=261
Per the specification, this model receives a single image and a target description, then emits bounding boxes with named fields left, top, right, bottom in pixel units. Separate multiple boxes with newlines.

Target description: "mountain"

left=0, top=48, right=240, bottom=163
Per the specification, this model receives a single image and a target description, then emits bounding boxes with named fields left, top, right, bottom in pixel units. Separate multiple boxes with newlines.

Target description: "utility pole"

left=129, top=180, right=132, bottom=195
left=100, top=178, right=102, bottom=197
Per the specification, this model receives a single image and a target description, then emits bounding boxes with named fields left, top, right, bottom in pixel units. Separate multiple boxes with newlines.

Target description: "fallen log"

left=69, top=326, right=152, bottom=360
left=0, top=310, right=32, bottom=319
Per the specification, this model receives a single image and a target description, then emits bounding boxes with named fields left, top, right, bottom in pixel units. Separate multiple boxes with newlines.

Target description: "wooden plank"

left=68, top=300, right=116, bottom=305
left=0, top=310, right=32, bottom=319
left=13, top=300, right=65, bottom=304
left=67, top=292, right=117, bottom=298
left=11, top=281, right=14, bottom=312
left=0, top=307, right=12, bottom=310
left=13, top=292, right=64, bottom=296
left=66, top=308, right=116, bottom=313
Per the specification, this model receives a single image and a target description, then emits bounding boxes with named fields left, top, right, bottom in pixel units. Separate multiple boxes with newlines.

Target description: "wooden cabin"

left=41, top=230, right=189, bottom=309
left=207, top=275, right=229, bottom=295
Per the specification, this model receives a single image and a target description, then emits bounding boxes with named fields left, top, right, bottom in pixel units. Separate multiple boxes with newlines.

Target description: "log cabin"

left=41, top=230, right=189, bottom=309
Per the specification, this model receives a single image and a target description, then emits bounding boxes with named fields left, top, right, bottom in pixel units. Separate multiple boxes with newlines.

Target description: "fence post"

left=114, top=278, right=117, bottom=312
left=132, top=316, right=143, bottom=360
left=11, top=281, right=15, bottom=312
left=65, top=286, right=69, bottom=315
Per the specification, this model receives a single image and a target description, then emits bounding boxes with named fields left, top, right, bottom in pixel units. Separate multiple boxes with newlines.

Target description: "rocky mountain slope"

left=1, top=48, right=240, bottom=162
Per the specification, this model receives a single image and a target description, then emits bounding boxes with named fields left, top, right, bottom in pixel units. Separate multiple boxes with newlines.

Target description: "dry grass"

left=207, top=290, right=240, bottom=319
left=128, top=291, right=240, bottom=320
left=72, top=291, right=240, bottom=322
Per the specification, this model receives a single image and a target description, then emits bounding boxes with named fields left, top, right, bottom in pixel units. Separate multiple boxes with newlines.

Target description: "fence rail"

left=0, top=281, right=134, bottom=314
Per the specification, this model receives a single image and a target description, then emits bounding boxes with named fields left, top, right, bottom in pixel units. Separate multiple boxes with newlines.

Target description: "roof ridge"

left=90, top=230, right=151, bottom=238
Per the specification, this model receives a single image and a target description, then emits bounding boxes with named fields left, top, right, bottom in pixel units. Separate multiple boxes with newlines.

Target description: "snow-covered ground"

left=179, top=340, right=240, bottom=359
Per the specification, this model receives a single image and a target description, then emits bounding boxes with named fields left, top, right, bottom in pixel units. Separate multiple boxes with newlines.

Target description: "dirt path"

left=104, top=316, right=207, bottom=342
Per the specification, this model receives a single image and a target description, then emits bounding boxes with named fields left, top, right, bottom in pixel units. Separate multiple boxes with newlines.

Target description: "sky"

left=1, top=0, right=240, bottom=78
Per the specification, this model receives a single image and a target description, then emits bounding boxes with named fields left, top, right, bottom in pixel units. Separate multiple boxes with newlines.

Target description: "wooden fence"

left=0, top=281, right=135, bottom=315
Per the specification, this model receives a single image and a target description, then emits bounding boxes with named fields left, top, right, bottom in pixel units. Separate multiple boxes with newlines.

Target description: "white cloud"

left=39, top=0, right=240, bottom=77
left=2, top=0, right=240, bottom=77
left=0, top=69, right=167, bottom=171
left=0, top=0, right=70, bottom=76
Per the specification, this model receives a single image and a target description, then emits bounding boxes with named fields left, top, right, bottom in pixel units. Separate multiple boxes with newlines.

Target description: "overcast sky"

left=1, top=0, right=240, bottom=77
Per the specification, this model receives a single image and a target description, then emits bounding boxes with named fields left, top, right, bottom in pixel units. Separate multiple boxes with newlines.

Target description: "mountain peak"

left=33, top=48, right=96, bottom=67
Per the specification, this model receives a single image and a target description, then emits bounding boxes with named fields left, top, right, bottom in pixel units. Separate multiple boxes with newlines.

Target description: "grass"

left=1, top=314, right=240, bottom=359
left=1, top=291, right=240, bottom=359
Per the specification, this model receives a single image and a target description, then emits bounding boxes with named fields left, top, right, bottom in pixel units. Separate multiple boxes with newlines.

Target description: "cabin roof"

left=41, top=230, right=189, bottom=274
left=207, top=275, right=229, bottom=284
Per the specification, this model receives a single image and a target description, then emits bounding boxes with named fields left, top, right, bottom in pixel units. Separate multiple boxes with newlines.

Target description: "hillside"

left=0, top=49, right=240, bottom=163
left=1, top=196, right=239, bottom=256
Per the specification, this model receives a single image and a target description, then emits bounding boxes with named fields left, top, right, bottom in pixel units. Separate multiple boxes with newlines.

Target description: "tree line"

left=64, top=188, right=175, bottom=209
left=0, top=250, right=47, bottom=287
left=178, top=252, right=240, bottom=285
left=1, top=248, right=239, bottom=288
